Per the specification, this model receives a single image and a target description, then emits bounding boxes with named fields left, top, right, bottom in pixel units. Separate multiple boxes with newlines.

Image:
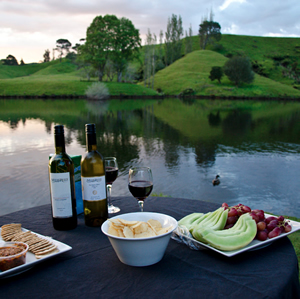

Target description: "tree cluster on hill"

left=209, top=56, right=255, bottom=86
left=1, top=54, right=19, bottom=65
left=78, top=14, right=141, bottom=82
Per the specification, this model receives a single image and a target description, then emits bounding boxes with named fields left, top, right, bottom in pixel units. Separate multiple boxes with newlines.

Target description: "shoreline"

left=1, top=94, right=300, bottom=101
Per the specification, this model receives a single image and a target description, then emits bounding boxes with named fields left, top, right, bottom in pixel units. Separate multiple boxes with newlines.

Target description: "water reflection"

left=0, top=99, right=300, bottom=217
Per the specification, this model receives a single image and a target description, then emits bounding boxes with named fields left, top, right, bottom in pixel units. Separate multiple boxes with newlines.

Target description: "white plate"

left=172, top=214, right=300, bottom=257
left=0, top=228, right=72, bottom=278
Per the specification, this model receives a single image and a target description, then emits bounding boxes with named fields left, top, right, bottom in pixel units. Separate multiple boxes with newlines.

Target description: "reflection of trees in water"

left=222, top=110, right=252, bottom=137
left=45, top=121, right=52, bottom=134
left=9, top=119, right=19, bottom=129
left=194, top=142, right=216, bottom=168
left=208, top=111, right=221, bottom=127
left=269, top=110, right=300, bottom=138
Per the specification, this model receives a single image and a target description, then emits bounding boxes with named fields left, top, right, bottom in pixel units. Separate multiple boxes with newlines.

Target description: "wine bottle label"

left=50, top=172, right=73, bottom=217
left=81, top=176, right=106, bottom=201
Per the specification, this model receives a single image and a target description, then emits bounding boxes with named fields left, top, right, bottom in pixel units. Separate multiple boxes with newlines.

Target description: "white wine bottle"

left=49, top=125, right=77, bottom=230
left=81, top=124, right=108, bottom=227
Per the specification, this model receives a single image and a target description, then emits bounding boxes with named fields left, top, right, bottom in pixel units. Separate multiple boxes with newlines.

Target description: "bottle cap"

left=54, top=125, right=64, bottom=135
left=85, top=123, right=96, bottom=134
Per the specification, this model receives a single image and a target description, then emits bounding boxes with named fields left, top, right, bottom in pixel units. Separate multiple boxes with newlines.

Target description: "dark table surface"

left=0, top=196, right=299, bottom=299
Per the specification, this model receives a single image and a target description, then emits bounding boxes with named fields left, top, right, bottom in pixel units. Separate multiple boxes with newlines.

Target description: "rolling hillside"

left=152, top=50, right=300, bottom=97
left=1, top=34, right=300, bottom=97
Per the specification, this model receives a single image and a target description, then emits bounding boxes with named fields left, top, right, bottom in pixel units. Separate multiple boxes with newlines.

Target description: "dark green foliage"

left=56, top=39, right=72, bottom=61
left=199, top=21, right=221, bottom=50
left=66, top=52, right=77, bottom=62
left=164, top=14, right=183, bottom=66
left=252, top=60, right=268, bottom=77
left=209, top=66, right=223, bottom=83
left=179, top=88, right=195, bottom=97
left=223, top=56, right=255, bottom=86
left=211, top=43, right=225, bottom=53
left=185, top=25, right=193, bottom=55
left=79, top=14, right=140, bottom=82
left=3, top=55, right=19, bottom=65
left=43, top=49, right=51, bottom=63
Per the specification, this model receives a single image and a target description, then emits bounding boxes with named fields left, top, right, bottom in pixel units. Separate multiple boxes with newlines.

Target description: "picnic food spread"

left=1, top=223, right=58, bottom=259
left=178, top=203, right=293, bottom=251
left=0, top=242, right=28, bottom=271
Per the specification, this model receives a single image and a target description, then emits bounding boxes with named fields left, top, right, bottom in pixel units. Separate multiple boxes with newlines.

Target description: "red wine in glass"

left=128, top=181, right=153, bottom=201
left=104, top=157, right=120, bottom=214
left=128, top=167, right=153, bottom=212
left=105, top=166, right=118, bottom=185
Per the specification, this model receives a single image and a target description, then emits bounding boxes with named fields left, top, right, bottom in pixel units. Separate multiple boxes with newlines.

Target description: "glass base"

left=108, top=204, right=120, bottom=214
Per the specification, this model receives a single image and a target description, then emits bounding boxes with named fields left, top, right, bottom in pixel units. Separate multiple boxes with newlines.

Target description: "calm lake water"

left=0, top=98, right=300, bottom=217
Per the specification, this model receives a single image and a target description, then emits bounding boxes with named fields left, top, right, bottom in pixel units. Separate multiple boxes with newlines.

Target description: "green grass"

left=0, top=71, right=158, bottom=97
left=1, top=34, right=300, bottom=97
left=151, top=50, right=300, bottom=97
left=196, top=34, right=300, bottom=87
left=0, top=59, right=62, bottom=79
left=286, top=216, right=300, bottom=283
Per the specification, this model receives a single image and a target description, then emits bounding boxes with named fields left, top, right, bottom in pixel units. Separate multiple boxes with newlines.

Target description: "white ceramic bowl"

left=101, top=212, right=178, bottom=267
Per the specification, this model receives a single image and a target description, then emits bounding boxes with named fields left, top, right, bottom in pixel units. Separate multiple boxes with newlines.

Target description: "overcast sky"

left=1, top=0, right=300, bottom=63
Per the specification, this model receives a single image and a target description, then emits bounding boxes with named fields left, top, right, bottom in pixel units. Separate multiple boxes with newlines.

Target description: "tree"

left=164, top=14, right=183, bottom=66
left=104, top=59, right=116, bottom=81
left=79, top=15, right=140, bottom=82
left=56, top=39, right=72, bottom=62
left=144, top=29, right=157, bottom=89
left=20, top=58, right=25, bottom=65
left=223, top=56, right=255, bottom=86
left=209, top=66, right=223, bottom=83
left=185, top=24, right=193, bottom=55
left=113, top=17, right=141, bottom=82
left=3, top=55, right=18, bottom=65
left=43, top=49, right=51, bottom=62
left=199, top=10, right=221, bottom=50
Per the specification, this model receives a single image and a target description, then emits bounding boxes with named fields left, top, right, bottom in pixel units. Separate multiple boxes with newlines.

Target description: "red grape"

left=265, top=216, right=277, bottom=224
left=268, top=227, right=281, bottom=239
left=224, top=224, right=234, bottom=229
left=222, top=202, right=229, bottom=208
left=250, top=212, right=260, bottom=223
left=267, top=219, right=279, bottom=232
left=256, top=229, right=268, bottom=241
left=228, top=208, right=238, bottom=217
left=256, top=211, right=265, bottom=221
left=242, top=205, right=251, bottom=213
left=284, top=224, right=292, bottom=233
left=277, top=215, right=285, bottom=222
left=226, top=216, right=238, bottom=225
left=257, top=221, right=266, bottom=231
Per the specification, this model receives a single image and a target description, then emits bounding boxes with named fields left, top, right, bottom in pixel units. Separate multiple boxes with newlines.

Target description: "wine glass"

left=128, top=167, right=153, bottom=212
left=105, top=157, right=120, bottom=214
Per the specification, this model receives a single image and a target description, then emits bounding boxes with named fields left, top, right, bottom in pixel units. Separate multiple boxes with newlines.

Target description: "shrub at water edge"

left=85, top=82, right=109, bottom=100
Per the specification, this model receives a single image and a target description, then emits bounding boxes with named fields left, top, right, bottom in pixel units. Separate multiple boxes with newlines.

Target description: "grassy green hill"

left=0, top=59, right=158, bottom=96
left=1, top=34, right=300, bottom=98
left=152, top=50, right=300, bottom=97
left=0, top=59, right=63, bottom=79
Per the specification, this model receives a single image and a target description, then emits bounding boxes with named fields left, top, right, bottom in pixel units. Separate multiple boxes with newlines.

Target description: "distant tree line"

left=39, top=12, right=222, bottom=84
left=1, top=55, right=25, bottom=66
left=1, top=11, right=224, bottom=87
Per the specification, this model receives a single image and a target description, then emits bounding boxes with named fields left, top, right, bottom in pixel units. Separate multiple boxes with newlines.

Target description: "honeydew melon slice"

left=198, top=214, right=257, bottom=251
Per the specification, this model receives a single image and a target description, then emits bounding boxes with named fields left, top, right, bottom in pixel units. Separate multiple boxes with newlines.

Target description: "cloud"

left=0, top=0, right=299, bottom=63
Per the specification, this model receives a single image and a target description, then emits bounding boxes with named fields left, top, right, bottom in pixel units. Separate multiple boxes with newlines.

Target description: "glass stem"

left=138, top=200, right=144, bottom=212
left=107, top=184, right=112, bottom=206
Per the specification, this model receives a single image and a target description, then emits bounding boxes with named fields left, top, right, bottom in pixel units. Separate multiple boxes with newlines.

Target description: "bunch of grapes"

left=221, top=203, right=292, bottom=241
left=254, top=214, right=292, bottom=241
left=222, top=203, right=251, bottom=229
